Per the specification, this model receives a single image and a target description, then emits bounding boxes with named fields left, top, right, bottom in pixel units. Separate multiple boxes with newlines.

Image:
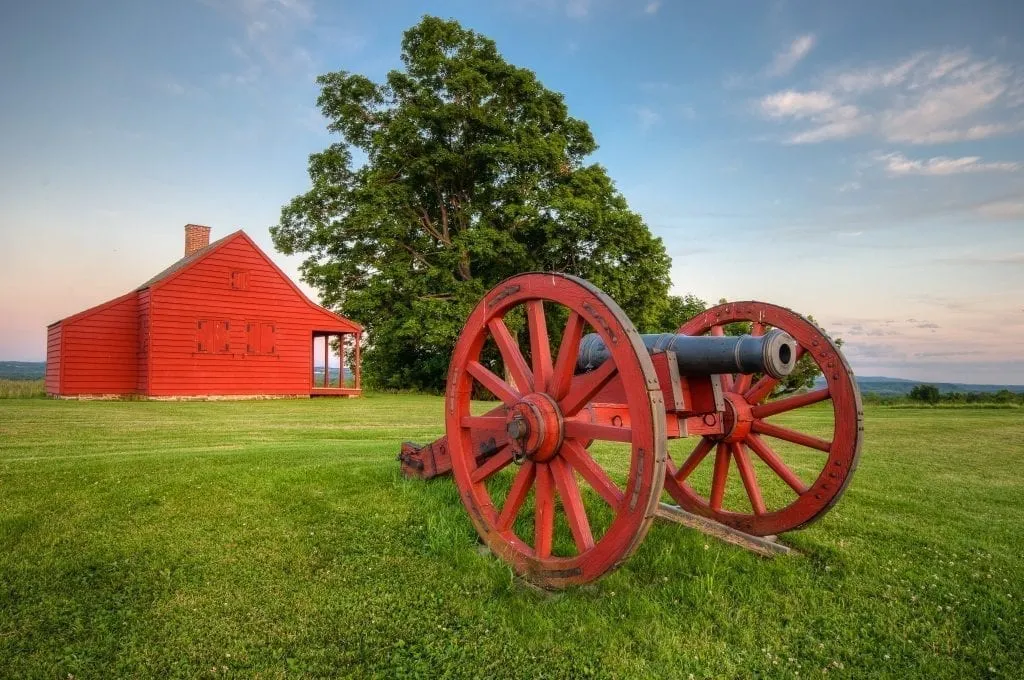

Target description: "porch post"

left=323, top=333, right=329, bottom=387
left=339, top=334, right=346, bottom=388
left=355, top=331, right=362, bottom=391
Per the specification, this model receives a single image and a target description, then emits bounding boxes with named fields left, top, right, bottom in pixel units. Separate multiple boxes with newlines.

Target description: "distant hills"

left=816, top=375, right=1024, bottom=396
left=2, top=361, right=1020, bottom=394
left=0, top=361, right=45, bottom=380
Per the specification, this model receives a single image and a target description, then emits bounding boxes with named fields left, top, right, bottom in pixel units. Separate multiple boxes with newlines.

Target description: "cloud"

left=760, top=90, right=837, bottom=117
left=644, top=1, right=661, bottom=14
left=634, top=106, right=661, bottom=130
left=939, top=252, right=1024, bottom=265
left=566, top=0, right=592, bottom=18
left=203, top=0, right=344, bottom=83
left=975, top=200, right=1024, bottom=220
left=838, top=181, right=861, bottom=192
left=768, top=34, right=816, bottom=77
left=878, top=152, right=1021, bottom=176
left=757, top=49, right=1024, bottom=145
left=163, top=80, right=187, bottom=96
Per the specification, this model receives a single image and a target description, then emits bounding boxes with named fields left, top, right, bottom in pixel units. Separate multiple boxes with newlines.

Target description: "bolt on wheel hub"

left=505, top=393, right=564, bottom=463
left=719, top=391, right=753, bottom=443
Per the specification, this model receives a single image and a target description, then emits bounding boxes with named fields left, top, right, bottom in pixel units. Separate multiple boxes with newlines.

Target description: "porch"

left=310, top=330, right=362, bottom=397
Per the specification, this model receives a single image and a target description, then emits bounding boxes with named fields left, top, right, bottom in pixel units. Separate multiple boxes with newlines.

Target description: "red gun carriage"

left=400, top=273, right=862, bottom=589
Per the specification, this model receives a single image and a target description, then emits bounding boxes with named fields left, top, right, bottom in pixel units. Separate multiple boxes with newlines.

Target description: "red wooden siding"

left=45, top=323, right=62, bottom=395
left=59, top=293, right=139, bottom=395
left=45, top=230, right=360, bottom=398
left=137, top=288, right=151, bottom=394
left=146, top=234, right=356, bottom=396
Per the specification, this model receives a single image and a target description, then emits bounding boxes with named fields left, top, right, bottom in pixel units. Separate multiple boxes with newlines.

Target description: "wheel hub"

left=505, top=393, right=564, bottom=463
left=720, top=391, right=753, bottom=443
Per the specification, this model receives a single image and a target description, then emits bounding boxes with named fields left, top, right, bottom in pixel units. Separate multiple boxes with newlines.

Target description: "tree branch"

left=399, top=243, right=432, bottom=268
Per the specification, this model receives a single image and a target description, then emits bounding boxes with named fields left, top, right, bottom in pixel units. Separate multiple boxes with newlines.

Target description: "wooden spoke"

left=550, top=457, right=595, bottom=553
left=447, top=273, right=668, bottom=587
left=744, top=345, right=806, bottom=404
left=752, top=419, right=832, bottom=453
left=527, top=301, right=553, bottom=392
left=471, top=448, right=514, bottom=483
left=559, top=360, right=619, bottom=416
left=732, top=442, right=766, bottom=515
left=752, top=387, right=831, bottom=418
left=460, top=415, right=507, bottom=434
left=496, top=461, right=536, bottom=531
left=560, top=440, right=624, bottom=508
left=549, top=311, right=585, bottom=400
left=734, top=373, right=753, bottom=396
left=487, top=318, right=534, bottom=393
left=744, top=374, right=778, bottom=405
left=564, top=420, right=633, bottom=443
left=534, top=463, right=555, bottom=558
left=674, top=437, right=715, bottom=483
left=466, top=361, right=520, bottom=406
left=670, top=298, right=863, bottom=537
left=709, top=443, right=730, bottom=511
left=746, top=433, right=808, bottom=495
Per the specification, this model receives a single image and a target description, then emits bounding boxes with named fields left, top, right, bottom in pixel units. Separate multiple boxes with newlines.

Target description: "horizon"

left=1, top=1, right=1022, bottom=383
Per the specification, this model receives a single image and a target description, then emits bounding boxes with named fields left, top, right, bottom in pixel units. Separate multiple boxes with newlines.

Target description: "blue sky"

left=1, top=0, right=1022, bottom=383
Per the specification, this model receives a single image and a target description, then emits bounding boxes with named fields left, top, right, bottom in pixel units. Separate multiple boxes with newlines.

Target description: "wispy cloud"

left=757, top=49, right=1024, bottom=145
left=644, top=1, right=661, bottom=15
left=759, top=89, right=866, bottom=142
left=202, top=0, right=349, bottom=84
left=634, top=106, right=661, bottom=130
left=878, top=152, right=1021, bottom=176
left=974, top=199, right=1024, bottom=220
left=768, top=34, right=816, bottom=77
left=566, top=0, right=592, bottom=18
left=939, top=252, right=1024, bottom=264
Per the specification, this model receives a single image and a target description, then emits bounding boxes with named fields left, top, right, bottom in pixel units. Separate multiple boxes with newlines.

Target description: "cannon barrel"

left=576, top=329, right=797, bottom=380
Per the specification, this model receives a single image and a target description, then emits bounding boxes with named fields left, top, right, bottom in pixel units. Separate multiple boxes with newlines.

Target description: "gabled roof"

left=136, top=231, right=238, bottom=290
left=51, top=229, right=362, bottom=332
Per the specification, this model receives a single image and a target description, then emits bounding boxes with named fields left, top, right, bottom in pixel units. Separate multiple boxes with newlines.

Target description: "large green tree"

left=272, top=16, right=672, bottom=391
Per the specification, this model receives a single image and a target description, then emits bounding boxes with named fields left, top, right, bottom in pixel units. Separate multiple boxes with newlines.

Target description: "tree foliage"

left=272, top=16, right=672, bottom=391
left=909, top=384, right=941, bottom=404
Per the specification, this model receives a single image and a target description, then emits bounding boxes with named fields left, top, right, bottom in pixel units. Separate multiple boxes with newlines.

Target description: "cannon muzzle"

left=577, top=329, right=797, bottom=379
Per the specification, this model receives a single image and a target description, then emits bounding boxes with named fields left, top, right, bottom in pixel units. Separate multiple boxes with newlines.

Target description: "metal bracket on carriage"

left=399, top=432, right=506, bottom=480
left=399, top=439, right=452, bottom=480
left=582, top=350, right=727, bottom=438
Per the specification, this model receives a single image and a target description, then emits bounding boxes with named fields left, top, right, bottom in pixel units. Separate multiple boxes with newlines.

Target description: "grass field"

left=1, top=395, right=1021, bottom=678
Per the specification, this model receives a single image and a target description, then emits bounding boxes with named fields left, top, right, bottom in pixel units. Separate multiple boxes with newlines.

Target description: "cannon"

left=399, top=273, right=862, bottom=588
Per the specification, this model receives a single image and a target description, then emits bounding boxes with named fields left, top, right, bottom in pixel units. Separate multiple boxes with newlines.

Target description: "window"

left=196, top=320, right=212, bottom=353
left=197, top=319, right=231, bottom=353
left=214, top=320, right=231, bottom=353
left=246, top=321, right=276, bottom=355
left=230, top=270, right=249, bottom=290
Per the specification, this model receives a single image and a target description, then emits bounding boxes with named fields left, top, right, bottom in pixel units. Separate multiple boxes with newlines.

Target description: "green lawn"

left=1, top=396, right=1021, bottom=678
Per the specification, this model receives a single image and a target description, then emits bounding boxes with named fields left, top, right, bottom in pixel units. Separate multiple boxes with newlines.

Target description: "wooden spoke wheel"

left=446, top=273, right=666, bottom=589
left=663, top=301, right=863, bottom=536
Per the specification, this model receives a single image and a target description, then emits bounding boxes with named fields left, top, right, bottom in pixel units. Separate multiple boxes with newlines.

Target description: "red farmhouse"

left=46, top=225, right=362, bottom=398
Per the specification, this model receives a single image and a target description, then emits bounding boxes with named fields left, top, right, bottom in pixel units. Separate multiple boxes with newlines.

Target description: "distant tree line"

left=865, top=384, right=1024, bottom=406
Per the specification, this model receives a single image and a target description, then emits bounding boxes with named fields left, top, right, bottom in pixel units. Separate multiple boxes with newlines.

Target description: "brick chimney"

left=184, top=224, right=212, bottom=257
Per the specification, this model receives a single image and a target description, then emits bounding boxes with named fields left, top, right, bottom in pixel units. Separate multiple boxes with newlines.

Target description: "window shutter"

left=246, top=322, right=256, bottom=354
left=215, top=320, right=231, bottom=353
left=196, top=320, right=211, bottom=353
left=260, top=322, right=276, bottom=355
